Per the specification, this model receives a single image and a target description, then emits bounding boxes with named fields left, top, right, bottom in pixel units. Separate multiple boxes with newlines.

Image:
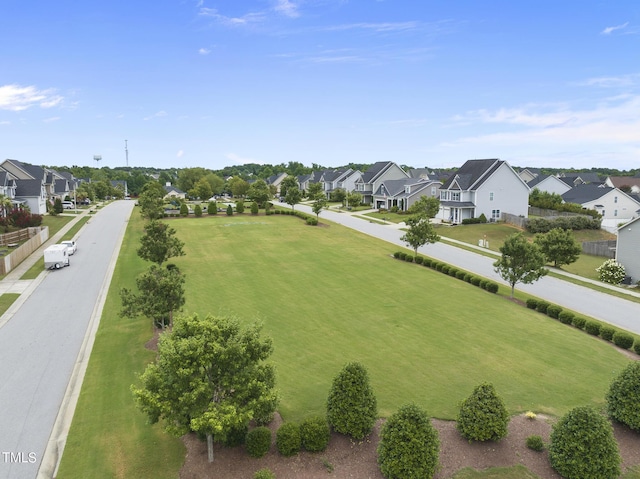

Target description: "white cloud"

left=0, top=120, right=10, bottom=125
left=143, top=110, right=168, bottom=120
left=43, top=116, right=61, bottom=123
left=579, top=73, right=640, bottom=88
left=274, top=0, right=300, bottom=18
left=226, top=152, right=256, bottom=164
left=0, top=84, right=64, bottom=111
left=601, top=22, right=628, bottom=35
left=177, top=150, right=184, bottom=158
left=199, top=47, right=211, bottom=55
left=198, top=7, right=266, bottom=26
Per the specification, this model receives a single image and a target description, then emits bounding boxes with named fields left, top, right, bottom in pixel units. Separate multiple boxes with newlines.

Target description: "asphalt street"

left=0, top=200, right=135, bottom=479
left=283, top=202, right=640, bottom=335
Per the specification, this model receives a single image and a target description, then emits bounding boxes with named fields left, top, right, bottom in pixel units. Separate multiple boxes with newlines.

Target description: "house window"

left=614, top=209, right=618, bottom=217
left=491, top=209, right=501, bottom=220
left=356, top=183, right=364, bottom=191
left=440, top=191, right=448, bottom=200
left=614, top=196, right=618, bottom=203
left=451, top=192, right=460, bottom=201
left=489, top=192, right=494, bottom=201
left=431, top=186, right=436, bottom=196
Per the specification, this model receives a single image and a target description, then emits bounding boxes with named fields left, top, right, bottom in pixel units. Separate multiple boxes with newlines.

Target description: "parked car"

left=62, top=201, right=75, bottom=209
left=60, top=240, right=77, bottom=255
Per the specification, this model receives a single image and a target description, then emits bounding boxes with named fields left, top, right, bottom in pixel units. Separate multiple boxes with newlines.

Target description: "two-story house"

left=372, top=178, right=441, bottom=211
left=437, top=159, right=529, bottom=224
left=354, top=162, right=409, bottom=205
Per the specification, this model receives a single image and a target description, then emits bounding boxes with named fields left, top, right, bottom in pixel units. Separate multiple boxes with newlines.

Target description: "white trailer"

left=44, top=244, right=70, bottom=270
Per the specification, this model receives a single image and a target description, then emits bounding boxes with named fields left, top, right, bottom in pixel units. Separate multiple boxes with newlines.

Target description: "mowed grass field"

left=58, top=210, right=631, bottom=478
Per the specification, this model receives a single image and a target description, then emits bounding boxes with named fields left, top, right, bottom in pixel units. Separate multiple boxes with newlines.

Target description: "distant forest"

left=46, top=161, right=639, bottom=197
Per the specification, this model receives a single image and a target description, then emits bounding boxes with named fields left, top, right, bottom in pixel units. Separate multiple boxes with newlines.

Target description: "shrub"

left=226, top=204, right=233, bottom=216
left=207, top=201, right=217, bottom=214
left=485, top=282, right=499, bottom=294
left=457, top=383, right=509, bottom=442
left=404, top=255, right=414, bottom=263
left=596, top=259, right=626, bottom=285
left=300, top=416, right=330, bottom=452
left=414, top=256, right=424, bottom=265
left=464, top=274, right=473, bottom=283
left=600, top=326, right=616, bottom=341
left=448, top=267, right=459, bottom=277
left=399, top=252, right=407, bottom=260
left=276, top=422, right=301, bottom=457
left=180, top=203, right=189, bottom=217
left=377, top=403, right=440, bottom=479
left=436, top=263, right=445, bottom=272
left=634, top=341, right=640, bottom=355
left=251, top=201, right=259, bottom=215
left=236, top=200, right=245, bottom=213
left=535, top=301, right=549, bottom=314
left=326, top=362, right=377, bottom=440
left=526, top=298, right=538, bottom=309
left=558, top=311, right=575, bottom=325
left=254, top=468, right=276, bottom=479
left=546, top=305, right=562, bottom=319
left=479, top=279, right=488, bottom=290
left=393, top=251, right=401, bottom=259
left=306, top=217, right=318, bottom=225
left=423, top=258, right=432, bottom=267
left=573, top=317, right=586, bottom=330
left=430, top=261, right=440, bottom=270
left=246, top=427, right=272, bottom=458
left=549, top=406, right=620, bottom=479
left=194, top=204, right=202, bottom=217
left=585, top=321, right=601, bottom=336
left=222, top=423, right=248, bottom=447
left=455, top=270, right=466, bottom=280
left=526, top=435, right=545, bottom=452
left=470, top=277, right=481, bottom=287
left=607, top=362, right=640, bottom=431
left=441, top=265, right=450, bottom=274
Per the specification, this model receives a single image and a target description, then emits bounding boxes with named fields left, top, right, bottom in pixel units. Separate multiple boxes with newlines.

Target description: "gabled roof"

left=527, top=174, right=568, bottom=189
left=561, top=184, right=611, bottom=204
left=441, top=159, right=505, bottom=191
left=361, top=161, right=406, bottom=183
left=617, top=215, right=640, bottom=233
left=375, top=178, right=425, bottom=197
left=608, top=176, right=640, bottom=189
left=407, top=168, right=431, bottom=179
left=15, top=179, right=45, bottom=197
left=164, top=185, right=185, bottom=195
left=558, top=172, right=603, bottom=185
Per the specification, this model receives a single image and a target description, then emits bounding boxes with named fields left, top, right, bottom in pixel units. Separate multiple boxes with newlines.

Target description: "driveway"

left=283, top=202, right=640, bottom=335
left=0, top=200, right=135, bottom=479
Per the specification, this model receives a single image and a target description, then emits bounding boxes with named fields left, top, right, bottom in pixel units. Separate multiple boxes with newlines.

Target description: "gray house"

left=355, top=162, right=409, bottom=205
left=616, top=216, right=640, bottom=283
left=372, top=178, right=441, bottom=211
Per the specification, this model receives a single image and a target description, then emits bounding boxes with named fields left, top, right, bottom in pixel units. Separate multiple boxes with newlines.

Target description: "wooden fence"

left=0, top=227, right=49, bottom=275
left=581, top=240, right=616, bottom=259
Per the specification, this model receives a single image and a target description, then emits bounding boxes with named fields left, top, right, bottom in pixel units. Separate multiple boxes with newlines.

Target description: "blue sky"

left=1, top=0, right=639, bottom=171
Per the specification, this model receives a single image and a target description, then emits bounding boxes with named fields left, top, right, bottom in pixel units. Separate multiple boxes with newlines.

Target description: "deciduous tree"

left=279, top=175, right=299, bottom=198
left=493, top=232, right=547, bottom=298
left=534, top=227, right=581, bottom=268
left=247, top=179, right=271, bottom=207
left=285, top=186, right=302, bottom=212
left=408, top=196, right=440, bottom=218
left=307, top=182, right=323, bottom=199
left=137, top=220, right=185, bottom=265
left=138, top=181, right=166, bottom=220
left=400, top=215, right=439, bottom=255
left=132, top=314, right=279, bottom=462
left=311, top=194, right=326, bottom=219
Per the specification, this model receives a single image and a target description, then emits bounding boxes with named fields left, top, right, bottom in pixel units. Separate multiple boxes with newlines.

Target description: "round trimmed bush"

left=526, top=435, right=544, bottom=452
left=536, top=301, right=549, bottom=314
left=585, top=321, right=601, bottom=336
left=251, top=201, right=259, bottom=215
left=479, top=279, right=488, bottom=290
left=464, top=273, right=473, bottom=283
left=208, top=201, right=217, bottom=215
left=276, top=422, right=301, bottom=457
left=441, top=265, right=450, bottom=274
left=600, top=326, right=616, bottom=341
left=300, top=416, right=330, bottom=452
left=486, top=282, right=499, bottom=293
left=236, top=200, right=245, bottom=213
left=377, top=404, right=440, bottom=479
left=526, top=298, right=538, bottom=309
left=393, top=251, right=401, bottom=259
left=456, top=382, right=509, bottom=442
left=399, top=252, right=407, bottom=260
left=573, top=317, right=586, bottom=330
left=326, top=362, right=377, bottom=440
left=404, top=255, right=414, bottom=262
left=470, top=276, right=481, bottom=287
left=180, top=202, right=189, bottom=217
left=423, top=258, right=432, bottom=267
left=612, top=332, right=633, bottom=350
left=246, top=427, right=272, bottom=458
left=455, top=270, right=466, bottom=280
left=430, top=260, right=441, bottom=270
left=607, top=361, right=640, bottom=431
left=414, top=256, right=424, bottom=265
left=254, top=468, right=276, bottom=479
left=558, top=311, right=574, bottom=325
left=634, top=341, right=640, bottom=355
left=546, top=305, right=562, bottom=319
left=549, top=406, right=620, bottom=479
left=194, top=204, right=202, bottom=217
left=226, top=204, right=233, bottom=216
left=306, top=217, right=318, bottom=225
left=448, top=267, right=458, bottom=277
left=436, top=263, right=445, bottom=272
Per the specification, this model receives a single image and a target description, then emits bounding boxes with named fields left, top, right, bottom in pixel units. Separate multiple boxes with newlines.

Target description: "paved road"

left=0, top=200, right=135, bottom=479
left=283, top=202, right=640, bottom=335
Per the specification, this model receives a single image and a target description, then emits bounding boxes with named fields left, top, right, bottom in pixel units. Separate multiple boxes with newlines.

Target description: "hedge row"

left=526, top=215, right=601, bottom=233
left=272, top=208, right=319, bottom=225
left=393, top=252, right=499, bottom=294
left=525, top=298, right=639, bottom=353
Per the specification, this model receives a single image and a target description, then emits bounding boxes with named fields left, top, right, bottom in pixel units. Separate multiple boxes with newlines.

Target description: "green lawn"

left=0, top=293, right=20, bottom=315
left=58, top=212, right=633, bottom=478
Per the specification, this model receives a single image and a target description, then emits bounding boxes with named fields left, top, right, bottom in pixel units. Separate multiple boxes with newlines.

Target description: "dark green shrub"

left=600, top=326, right=616, bottom=341
left=615, top=333, right=635, bottom=350
left=526, top=435, right=544, bottom=452
left=478, top=213, right=487, bottom=223
left=549, top=406, right=620, bottom=479
left=536, top=301, right=549, bottom=314
left=254, top=468, right=276, bottom=479
left=448, top=267, right=459, bottom=277
left=274, top=209, right=281, bottom=214
left=457, top=383, right=509, bottom=442
left=399, top=252, right=407, bottom=260
left=393, top=251, right=401, bottom=259
left=573, top=317, right=586, bottom=330
left=276, top=422, right=301, bottom=457
left=208, top=201, right=217, bottom=215
left=194, top=204, right=202, bottom=217
left=455, top=270, right=466, bottom=280
left=441, top=265, right=450, bottom=274
left=222, top=423, right=248, bottom=447
left=377, top=404, right=440, bottom=479
left=546, top=305, right=562, bottom=319
left=585, top=321, right=601, bottom=336
left=300, top=416, right=330, bottom=452
left=306, top=217, right=318, bottom=225
left=464, top=274, right=473, bottom=283
left=607, top=362, right=640, bottom=431
left=404, top=255, right=414, bottom=262
left=180, top=203, right=189, bottom=217
left=479, top=279, right=488, bottom=290
left=558, top=311, right=574, bottom=325
left=423, top=258, right=432, bottom=267
left=485, top=282, right=499, bottom=294
left=436, top=263, right=445, bottom=272
left=326, top=362, right=377, bottom=440
left=251, top=202, right=259, bottom=215
left=634, top=341, right=640, bottom=355
left=226, top=204, right=233, bottom=216
left=246, top=427, right=272, bottom=458
left=236, top=200, right=245, bottom=213
left=430, top=261, right=440, bottom=270
left=526, top=298, right=538, bottom=309
left=414, top=256, right=424, bottom=265
left=470, top=277, right=481, bottom=287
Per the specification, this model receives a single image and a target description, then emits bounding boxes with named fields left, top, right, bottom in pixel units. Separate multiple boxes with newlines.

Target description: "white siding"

left=475, top=163, right=529, bottom=219
left=616, top=218, right=640, bottom=283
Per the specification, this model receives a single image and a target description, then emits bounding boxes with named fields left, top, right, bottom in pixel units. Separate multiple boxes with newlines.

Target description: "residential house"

left=163, top=182, right=186, bottom=200
left=296, top=174, right=313, bottom=194
left=616, top=216, right=640, bottom=283
left=517, top=167, right=541, bottom=184
left=354, top=162, right=409, bottom=205
left=320, top=169, right=362, bottom=199
left=605, top=176, right=640, bottom=194
left=557, top=172, right=604, bottom=187
left=437, top=159, right=529, bottom=224
left=407, top=168, right=431, bottom=180
left=111, top=180, right=129, bottom=197
left=266, top=173, right=288, bottom=195
left=0, top=171, right=17, bottom=203
left=372, top=178, right=441, bottom=211
left=0, top=159, right=49, bottom=214
left=561, top=185, right=640, bottom=233
left=527, top=175, right=572, bottom=196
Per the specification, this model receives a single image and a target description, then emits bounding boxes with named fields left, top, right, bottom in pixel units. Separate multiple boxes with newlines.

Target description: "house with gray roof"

left=354, top=162, right=409, bottom=205
left=561, top=185, right=640, bottom=232
left=557, top=172, right=604, bottom=187
left=372, top=178, right=441, bottom=211
left=616, top=216, right=640, bottom=284
left=163, top=183, right=186, bottom=200
left=527, top=175, right=571, bottom=196
left=517, top=167, right=541, bottom=183
left=437, top=159, right=529, bottom=224
left=0, top=159, right=49, bottom=214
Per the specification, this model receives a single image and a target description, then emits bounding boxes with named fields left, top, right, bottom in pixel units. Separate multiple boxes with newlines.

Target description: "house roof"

left=617, top=215, right=640, bottom=233
left=164, top=185, right=185, bottom=195
left=15, top=179, right=44, bottom=197
left=608, top=176, right=640, bottom=189
left=361, top=161, right=406, bottom=183
left=561, top=184, right=611, bottom=204
left=558, top=172, right=603, bottom=185
left=527, top=174, right=568, bottom=189
left=374, top=178, right=431, bottom=197
left=407, top=168, right=431, bottom=179
left=440, top=159, right=504, bottom=191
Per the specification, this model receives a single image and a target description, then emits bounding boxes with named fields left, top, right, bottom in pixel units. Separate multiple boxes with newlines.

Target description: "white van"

left=44, top=244, right=70, bottom=269
left=62, top=201, right=75, bottom=209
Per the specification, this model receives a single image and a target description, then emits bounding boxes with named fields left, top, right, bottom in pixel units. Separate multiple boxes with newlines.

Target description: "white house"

left=616, top=216, right=640, bottom=284
left=527, top=175, right=572, bottom=196
left=437, top=159, right=529, bottom=223
left=605, top=176, right=640, bottom=194
left=561, top=185, right=640, bottom=233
